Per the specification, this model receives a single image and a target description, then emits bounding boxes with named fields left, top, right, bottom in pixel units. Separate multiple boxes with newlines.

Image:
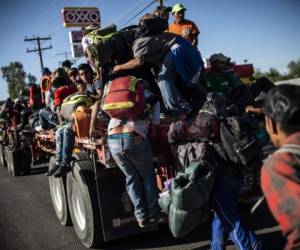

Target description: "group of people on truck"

left=1, top=2, right=300, bottom=249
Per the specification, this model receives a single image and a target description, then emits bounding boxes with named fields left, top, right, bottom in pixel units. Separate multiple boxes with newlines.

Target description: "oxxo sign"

left=62, top=7, right=101, bottom=27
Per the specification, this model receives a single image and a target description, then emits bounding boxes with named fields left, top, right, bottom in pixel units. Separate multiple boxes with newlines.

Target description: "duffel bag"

left=168, top=202, right=210, bottom=238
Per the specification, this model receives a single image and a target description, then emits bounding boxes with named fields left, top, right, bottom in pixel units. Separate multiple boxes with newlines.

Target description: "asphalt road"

left=0, top=164, right=286, bottom=250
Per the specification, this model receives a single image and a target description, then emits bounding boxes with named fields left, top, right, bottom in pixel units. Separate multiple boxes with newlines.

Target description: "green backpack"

left=61, top=95, right=94, bottom=121
left=84, top=25, right=136, bottom=67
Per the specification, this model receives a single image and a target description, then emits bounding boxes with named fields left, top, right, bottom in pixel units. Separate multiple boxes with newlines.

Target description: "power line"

left=113, top=0, right=146, bottom=26
left=120, top=0, right=157, bottom=28
left=56, top=51, right=72, bottom=60
left=24, top=36, right=52, bottom=73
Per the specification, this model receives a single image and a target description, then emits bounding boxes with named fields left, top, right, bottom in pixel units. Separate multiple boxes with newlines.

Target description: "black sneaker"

left=54, top=166, right=68, bottom=178
left=44, top=164, right=59, bottom=176
left=137, top=218, right=148, bottom=228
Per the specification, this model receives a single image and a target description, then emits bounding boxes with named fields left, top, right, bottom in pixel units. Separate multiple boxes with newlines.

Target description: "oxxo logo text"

left=62, top=7, right=100, bottom=28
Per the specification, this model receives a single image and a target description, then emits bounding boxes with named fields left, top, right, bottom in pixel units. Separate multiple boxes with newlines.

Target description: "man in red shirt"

left=53, top=75, right=77, bottom=124
left=37, top=68, right=76, bottom=131
left=168, top=3, right=199, bottom=47
left=261, top=84, right=300, bottom=250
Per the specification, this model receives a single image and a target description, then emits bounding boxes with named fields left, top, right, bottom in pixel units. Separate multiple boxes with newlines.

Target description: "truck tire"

left=6, top=148, right=21, bottom=176
left=67, top=159, right=103, bottom=248
left=5, top=147, right=12, bottom=174
left=0, top=144, right=6, bottom=167
left=48, top=156, right=72, bottom=226
left=72, top=151, right=89, bottom=161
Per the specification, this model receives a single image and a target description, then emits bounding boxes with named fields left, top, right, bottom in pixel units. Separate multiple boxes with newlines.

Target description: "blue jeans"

left=108, top=135, right=160, bottom=220
left=39, top=109, right=58, bottom=129
left=55, top=123, right=74, bottom=167
left=158, top=51, right=192, bottom=117
left=211, top=176, right=262, bottom=250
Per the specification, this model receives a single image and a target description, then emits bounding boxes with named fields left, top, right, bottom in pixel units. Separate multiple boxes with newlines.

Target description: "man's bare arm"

left=112, top=57, right=144, bottom=73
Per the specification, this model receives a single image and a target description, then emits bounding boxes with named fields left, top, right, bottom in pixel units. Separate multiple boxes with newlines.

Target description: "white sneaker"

left=35, top=125, right=43, bottom=132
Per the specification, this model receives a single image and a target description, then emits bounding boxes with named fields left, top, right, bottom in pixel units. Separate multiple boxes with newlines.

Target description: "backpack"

left=199, top=92, right=229, bottom=118
left=40, top=76, right=51, bottom=104
left=85, top=25, right=135, bottom=67
left=72, top=106, right=108, bottom=138
left=137, top=13, right=168, bottom=37
left=195, top=93, right=228, bottom=140
left=102, top=76, right=145, bottom=119
left=61, top=95, right=94, bottom=121
left=220, top=116, right=262, bottom=166
left=28, top=84, right=42, bottom=109
left=275, top=144, right=300, bottom=157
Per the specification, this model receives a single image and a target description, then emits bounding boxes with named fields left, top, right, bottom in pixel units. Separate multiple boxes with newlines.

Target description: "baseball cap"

left=62, top=60, right=73, bottom=68
left=263, top=84, right=300, bottom=125
left=42, top=67, right=51, bottom=75
left=154, top=5, right=172, bottom=13
left=209, top=53, right=231, bottom=63
left=172, top=3, right=187, bottom=13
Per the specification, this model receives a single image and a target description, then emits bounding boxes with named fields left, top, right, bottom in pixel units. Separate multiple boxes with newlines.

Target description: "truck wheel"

left=5, top=147, right=12, bottom=174
left=48, top=156, right=72, bottom=226
left=6, top=149, right=21, bottom=176
left=0, top=144, right=6, bottom=167
left=72, top=151, right=89, bottom=161
left=67, top=159, right=103, bottom=248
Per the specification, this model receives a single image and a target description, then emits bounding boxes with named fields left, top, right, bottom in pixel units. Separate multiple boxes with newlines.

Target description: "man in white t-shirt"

left=106, top=89, right=161, bottom=228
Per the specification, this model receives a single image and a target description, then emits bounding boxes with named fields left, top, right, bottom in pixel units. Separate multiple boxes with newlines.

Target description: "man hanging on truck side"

left=112, top=32, right=206, bottom=118
left=94, top=76, right=162, bottom=227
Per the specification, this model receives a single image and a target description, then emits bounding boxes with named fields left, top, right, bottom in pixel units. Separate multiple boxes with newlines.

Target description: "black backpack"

left=200, top=93, right=262, bottom=168
left=137, top=13, right=168, bottom=38
left=220, top=115, right=263, bottom=167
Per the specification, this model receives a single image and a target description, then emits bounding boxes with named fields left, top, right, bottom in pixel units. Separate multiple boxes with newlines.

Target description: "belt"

left=108, top=133, right=144, bottom=145
left=108, top=133, right=132, bottom=139
left=108, top=126, right=134, bottom=135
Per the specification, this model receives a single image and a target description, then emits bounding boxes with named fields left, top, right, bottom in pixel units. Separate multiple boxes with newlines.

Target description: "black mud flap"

left=96, top=167, right=158, bottom=242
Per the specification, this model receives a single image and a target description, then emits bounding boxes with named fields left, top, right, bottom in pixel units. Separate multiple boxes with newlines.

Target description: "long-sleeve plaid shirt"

left=261, top=131, right=300, bottom=250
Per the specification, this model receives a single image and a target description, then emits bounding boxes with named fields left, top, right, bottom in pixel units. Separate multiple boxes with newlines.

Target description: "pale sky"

left=0, top=0, right=299, bottom=100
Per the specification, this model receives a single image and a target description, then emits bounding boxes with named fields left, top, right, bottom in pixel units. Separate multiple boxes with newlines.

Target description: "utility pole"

left=24, top=36, right=52, bottom=73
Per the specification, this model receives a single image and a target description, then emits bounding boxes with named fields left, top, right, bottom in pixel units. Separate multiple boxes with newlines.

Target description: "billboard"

left=71, top=43, right=84, bottom=58
left=69, top=30, right=83, bottom=44
left=62, top=7, right=100, bottom=28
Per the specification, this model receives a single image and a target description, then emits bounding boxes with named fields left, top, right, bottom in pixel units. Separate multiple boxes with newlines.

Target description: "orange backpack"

left=40, top=76, right=51, bottom=104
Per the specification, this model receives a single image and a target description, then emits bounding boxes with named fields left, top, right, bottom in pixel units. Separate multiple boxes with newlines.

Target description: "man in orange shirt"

left=168, top=3, right=199, bottom=47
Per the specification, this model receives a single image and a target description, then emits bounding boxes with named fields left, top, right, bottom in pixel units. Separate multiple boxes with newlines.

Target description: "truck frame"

left=0, top=116, right=261, bottom=248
